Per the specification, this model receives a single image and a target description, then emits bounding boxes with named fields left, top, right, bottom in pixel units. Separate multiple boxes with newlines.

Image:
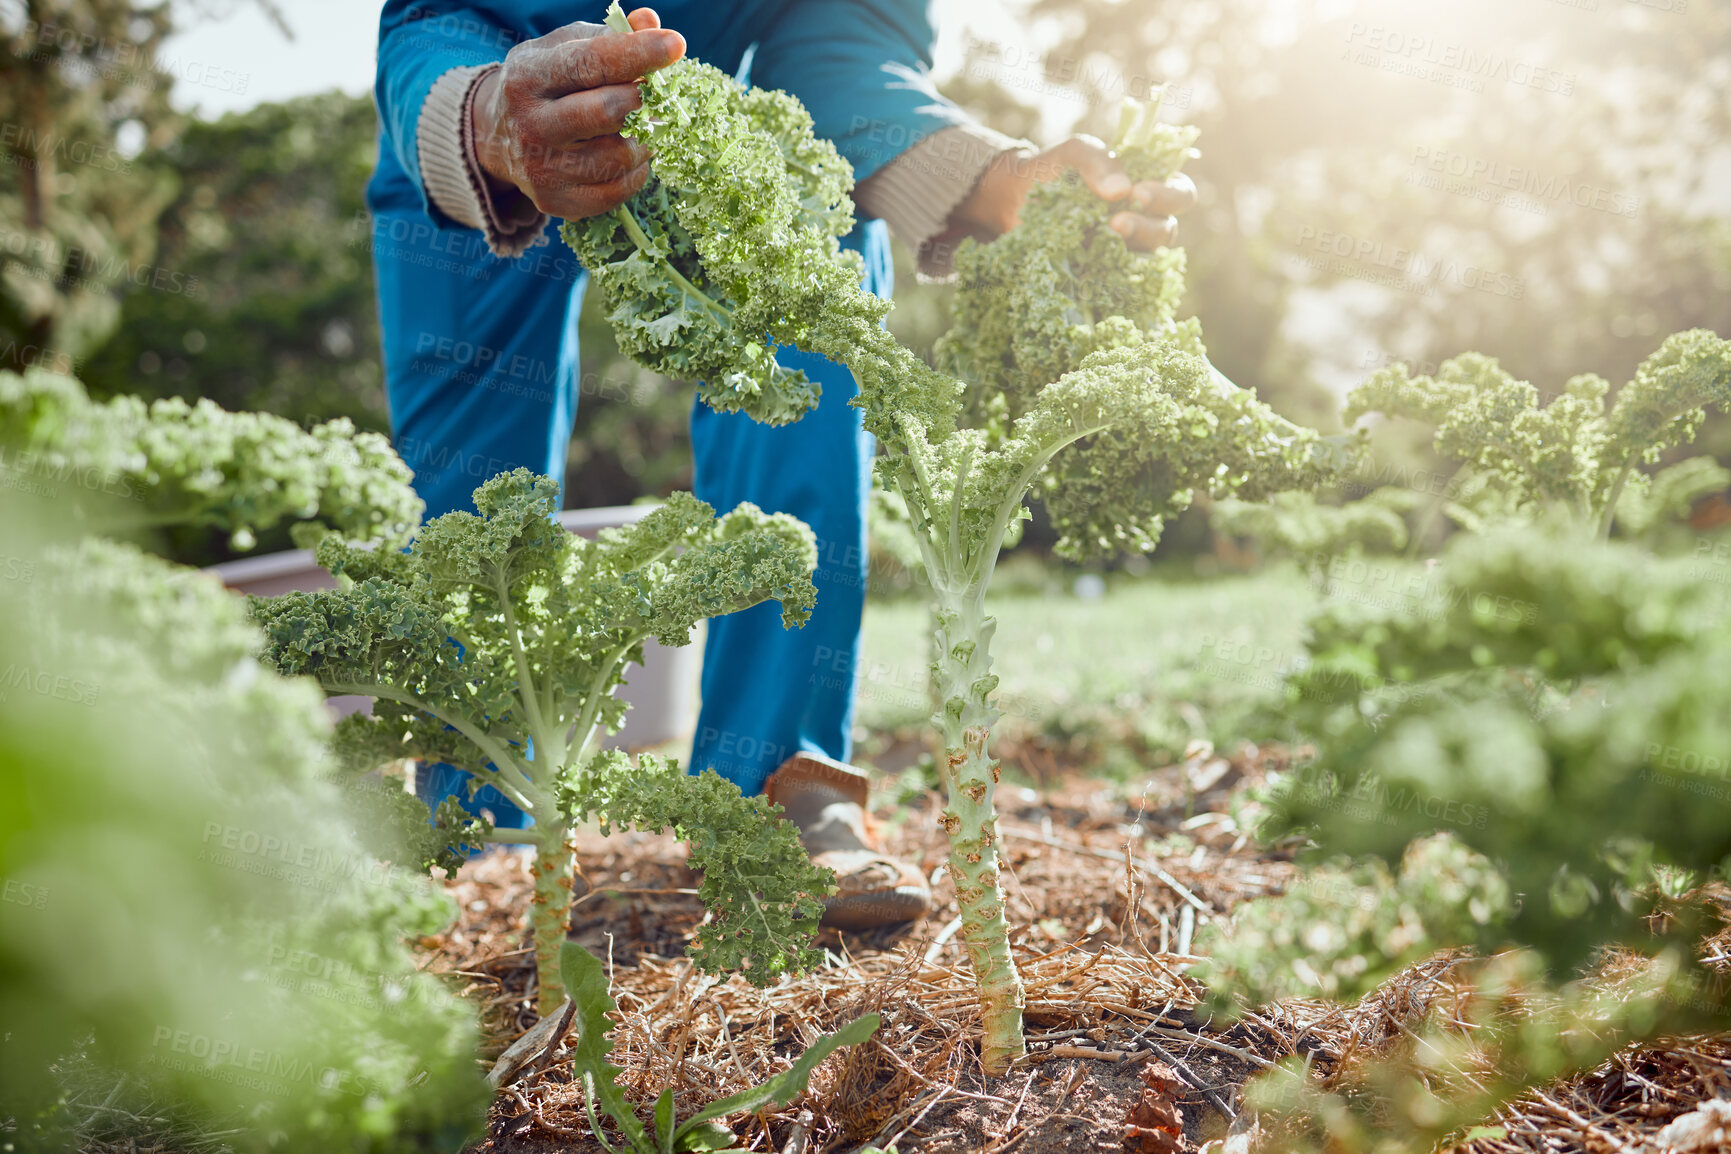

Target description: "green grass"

left=855, top=562, right=1322, bottom=770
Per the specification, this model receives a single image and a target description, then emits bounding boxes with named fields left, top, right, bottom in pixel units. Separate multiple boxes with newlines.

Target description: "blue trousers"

left=369, top=211, right=885, bottom=823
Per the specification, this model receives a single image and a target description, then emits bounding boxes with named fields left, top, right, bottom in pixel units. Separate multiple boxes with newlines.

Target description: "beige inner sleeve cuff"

left=852, top=122, right=1034, bottom=280
left=416, top=63, right=551, bottom=259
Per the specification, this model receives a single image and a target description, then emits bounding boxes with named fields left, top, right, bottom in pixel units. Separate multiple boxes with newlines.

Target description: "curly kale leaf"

left=1289, top=525, right=1719, bottom=711
left=868, top=338, right=1339, bottom=573
left=823, top=308, right=966, bottom=457
left=936, top=92, right=1202, bottom=430
left=835, top=94, right=1334, bottom=564
left=567, top=753, right=830, bottom=987
left=1199, top=835, right=1512, bottom=1006
left=1346, top=354, right=1612, bottom=518
left=340, top=773, right=492, bottom=877
left=561, top=3, right=887, bottom=426
left=254, top=469, right=817, bottom=799
left=1264, top=528, right=1731, bottom=975
left=1011, top=339, right=1336, bottom=560
left=0, top=366, right=420, bottom=550
left=26, top=537, right=333, bottom=787
left=253, top=469, right=823, bottom=991
left=1602, top=328, right=1731, bottom=469
left=1265, top=612, right=1731, bottom=974
left=1344, top=329, right=1731, bottom=534
left=1, top=510, right=487, bottom=1147
left=1212, top=488, right=1419, bottom=560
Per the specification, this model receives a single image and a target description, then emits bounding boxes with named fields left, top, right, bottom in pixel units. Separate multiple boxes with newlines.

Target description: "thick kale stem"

left=931, top=586, right=1025, bottom=1073
left=522, top=639, right=644, bottom=1015
left=322, top=681, right=540, bottom=807
left=528, top=830, right=577, bottom=1015
left=1596, top=462, right=1634, bottom=542
left=496, top=571, right=553, bottom=754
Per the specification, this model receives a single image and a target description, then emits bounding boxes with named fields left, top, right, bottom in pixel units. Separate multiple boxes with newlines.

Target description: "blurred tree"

left=0, top=0, right=291, bottom=370
left=998, top=0, right=1731, bottom=433
left=80, top=90, right=389, bottom=431
left=0, top=1, right=181, bottom=366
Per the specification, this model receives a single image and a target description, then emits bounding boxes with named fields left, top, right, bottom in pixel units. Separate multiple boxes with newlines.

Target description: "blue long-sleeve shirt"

left=366, top=0, right=975, bottom=226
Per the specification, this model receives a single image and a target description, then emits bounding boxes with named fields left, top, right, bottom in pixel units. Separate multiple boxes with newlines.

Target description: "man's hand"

left=469, top=8, right=685, bottom=221
left=949, top=135, right=1197, bottom=250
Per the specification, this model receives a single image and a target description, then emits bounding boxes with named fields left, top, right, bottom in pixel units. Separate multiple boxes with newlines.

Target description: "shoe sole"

left=821, top=885, right=932, bottom=932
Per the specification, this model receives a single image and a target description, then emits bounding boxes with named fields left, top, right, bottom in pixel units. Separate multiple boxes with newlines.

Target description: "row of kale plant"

left=1204, top=327, right=1731, bottom=1151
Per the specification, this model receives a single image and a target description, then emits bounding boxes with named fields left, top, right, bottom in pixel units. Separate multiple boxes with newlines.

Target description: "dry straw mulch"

left=426, top=747, right=1731, bottom=1154
left=65, top=745, right=1731, bottom=1153
left=429, top=747, right=1292, bottom=1153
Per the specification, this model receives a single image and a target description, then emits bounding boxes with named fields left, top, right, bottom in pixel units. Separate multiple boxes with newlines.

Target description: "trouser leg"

left=371, top=213, right=587, bottom=828
left=687, top=350, right=875, bottom=795
left=686, top=222, right=891, bottom=796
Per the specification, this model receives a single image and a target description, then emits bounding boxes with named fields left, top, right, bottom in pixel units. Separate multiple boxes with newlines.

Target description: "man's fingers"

left=537, top=160, right=653, bottom=220
left=1047, top=136, right=1132, bottom=200
left=1108, top=211, right=1178, bottom=250
left=533, top=82, right=644, bottom=145
left=530, top=10, right=664, bottom=52
left=538, top=27, right=684, bottom=96
left=1132, top=172, right=1197, bottom=217
left=522, top=134, right=649, bottom=190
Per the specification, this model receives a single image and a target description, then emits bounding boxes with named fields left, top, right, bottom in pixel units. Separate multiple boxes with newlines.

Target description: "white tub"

left=207, top=505, right=703, bottom=750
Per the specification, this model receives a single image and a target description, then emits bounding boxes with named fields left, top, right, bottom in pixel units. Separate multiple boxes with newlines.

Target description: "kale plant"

left=1345, top=330, right=1731, bottom=539
left=1210, top=487, right=1420, bottom=578
left=0, top=367, right=421, bottom=551
left=560, top=3, right=869, bottom=426
left=1218, top=331, right=1731, bottom=560
left=0, top=506, right=487, bottom=1151
left=570, top=44, right=1339, bottom=1068
left=1200, top=526, right=1731, bottom=1152
left=1195, top=329, right=1731, bottom=1150
left=1257, top=526, right=1731, bottom=965
left=253, top=470, right=831, bottom=1012
left=812, top=97, right=1338, bottom=1072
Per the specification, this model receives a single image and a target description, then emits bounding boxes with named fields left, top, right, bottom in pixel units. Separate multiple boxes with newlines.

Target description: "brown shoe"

left=764, top=752, right=932, bottom=931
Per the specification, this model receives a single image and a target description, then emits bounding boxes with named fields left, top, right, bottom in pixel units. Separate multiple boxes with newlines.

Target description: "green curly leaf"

left=1343, top=329, right=1731, bottom=533
left=560, top=3, right=886, bottom=426
left=0, top=366, right=420, bottom=549
left=567, top=753, right=830, bottom=987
